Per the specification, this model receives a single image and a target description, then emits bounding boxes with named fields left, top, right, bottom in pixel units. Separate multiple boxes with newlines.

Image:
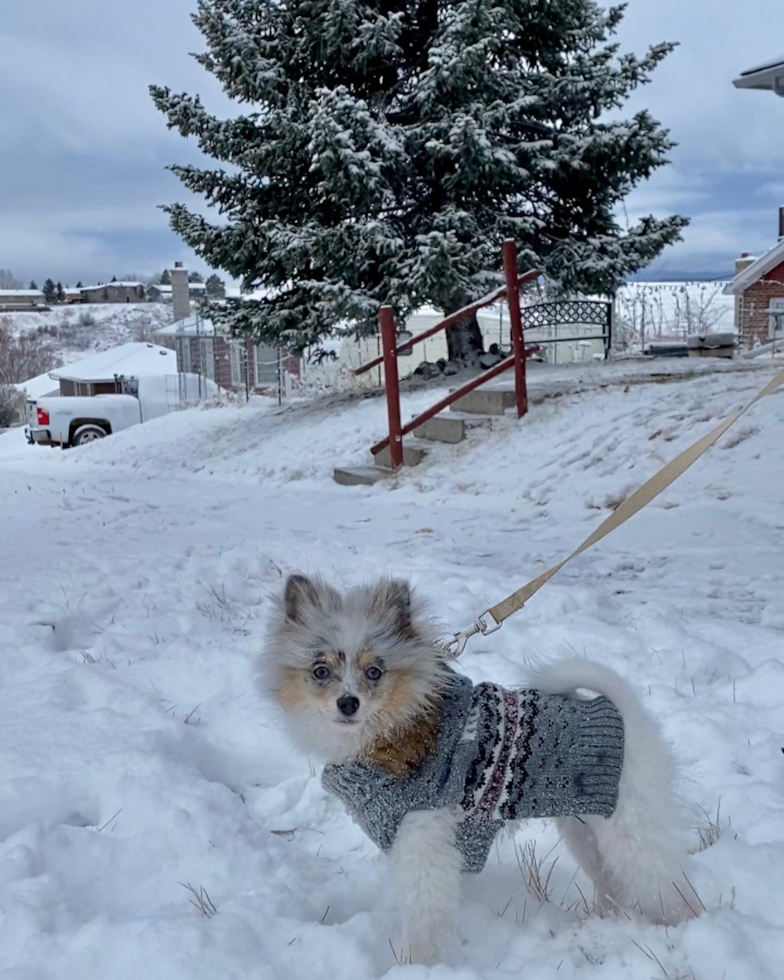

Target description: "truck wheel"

left=72, top=424, right=107, bottom=447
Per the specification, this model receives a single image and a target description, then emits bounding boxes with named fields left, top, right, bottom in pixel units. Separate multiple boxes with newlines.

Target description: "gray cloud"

left=617, top=0, right=784, bottom=275
left=0, top=0, right=782, bottom=283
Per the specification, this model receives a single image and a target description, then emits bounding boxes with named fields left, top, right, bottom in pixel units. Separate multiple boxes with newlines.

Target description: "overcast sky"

left=0, top=1, right=781, bottom=285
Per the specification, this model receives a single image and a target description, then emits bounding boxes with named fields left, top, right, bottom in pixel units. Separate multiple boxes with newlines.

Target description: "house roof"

left=723, top=238, right=784, bottom=295
left=80, top=281, right=143, bottom=291
left=225, top=286, right=266, bottom=300
left=734, top=56, right=784, bottom=94
left=150, top=282, right=207, bottom=294
left=155, top=315, right=219, bottom=337
left=0, top=289, right=44, bottom=298
left=50, top=343, right=176, bottom=382
left=13, top=371, right=60, bottom=399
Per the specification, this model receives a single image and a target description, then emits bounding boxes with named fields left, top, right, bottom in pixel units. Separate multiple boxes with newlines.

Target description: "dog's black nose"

left=337, top=695, right=360, bottom=717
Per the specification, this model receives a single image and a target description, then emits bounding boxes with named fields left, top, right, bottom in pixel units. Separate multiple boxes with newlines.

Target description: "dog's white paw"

left=406, top=939, right=440, bottom=966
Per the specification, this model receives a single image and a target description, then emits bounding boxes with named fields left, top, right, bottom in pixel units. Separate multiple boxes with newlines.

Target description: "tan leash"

left=448, top=368, right=784, bottom=657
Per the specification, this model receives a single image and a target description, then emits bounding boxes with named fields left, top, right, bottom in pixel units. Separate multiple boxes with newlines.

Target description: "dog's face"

left=263, top=574, right=446, bottom=762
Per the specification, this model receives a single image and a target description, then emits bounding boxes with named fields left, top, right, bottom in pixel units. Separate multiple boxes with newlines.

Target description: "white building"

left=49, top=343, right=177, bottom=396
left=734, top=56, right=784, bottom=96
left=0, top=289, right=45, bottom=308
left=147, top=282, right=207, bottom=303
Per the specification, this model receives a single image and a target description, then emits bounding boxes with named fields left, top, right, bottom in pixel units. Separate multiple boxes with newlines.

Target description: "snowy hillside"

left=1, top=361, right=783, bottom=979
left=1, top=302, right=172, bottom=370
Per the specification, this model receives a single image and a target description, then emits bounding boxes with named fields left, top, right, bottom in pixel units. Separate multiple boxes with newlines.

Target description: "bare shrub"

left=616, top=282, right=728, bottom=350
left=0, top=323, right=59, bottom=385
left=78, top=311, right=97, bottom=328
left=0, top=268, right=22, bottom=290
left=133, top=322, right=159, bottom=344
left=672, top=283, right=725, bottom=336
left=0, top=383, right=24, bottom=428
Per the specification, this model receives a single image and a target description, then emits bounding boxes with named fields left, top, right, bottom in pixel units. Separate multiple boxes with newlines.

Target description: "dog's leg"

left=587, top=692, right=692, bottom=924
left=556, top=817, right=614, bottom=914
left=533, top=659, right=693, bottom=924
left=390, top=806, right=462, bottom=965
left=586, top=757, right=692, bottom=925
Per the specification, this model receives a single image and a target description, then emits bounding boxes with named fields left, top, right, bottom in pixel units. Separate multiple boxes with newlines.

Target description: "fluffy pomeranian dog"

left=264, top=574, right=692, bottom=965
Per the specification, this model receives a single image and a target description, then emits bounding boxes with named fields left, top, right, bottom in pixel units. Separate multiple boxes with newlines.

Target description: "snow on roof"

left=12, top=371, right=60, bottom=399
left=734, top=56, right=784, bottom=93
left=0, top=289, right=44, bottom=297
left=740, top=55, right=784, bottom=76
left=150, top=282, right=207, bottom=293
left=723, top=239, right=784, bottom=295
left=155, top=315, right=219, bottom=337
left=79, top=281, right=143, bottom=291
left=50, top=342, right=176, bottom=381
left=225, top=286, right=266, bottom=300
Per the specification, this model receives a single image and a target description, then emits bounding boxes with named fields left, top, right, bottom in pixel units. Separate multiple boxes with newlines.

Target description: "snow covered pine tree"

left=151, top=0, right=687, bottom=366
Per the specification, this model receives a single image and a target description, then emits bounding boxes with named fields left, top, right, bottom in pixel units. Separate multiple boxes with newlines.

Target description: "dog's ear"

left=368, top=578, right=412, bottom=632
left=283, top=574, right=337, bottom=624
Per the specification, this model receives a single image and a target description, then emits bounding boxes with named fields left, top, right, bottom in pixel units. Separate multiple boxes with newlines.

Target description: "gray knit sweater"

left=322, top=670, right=624, bottom=873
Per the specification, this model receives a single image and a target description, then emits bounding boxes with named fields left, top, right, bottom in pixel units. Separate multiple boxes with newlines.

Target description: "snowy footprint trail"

left=1, top=365, right=783, bottom=978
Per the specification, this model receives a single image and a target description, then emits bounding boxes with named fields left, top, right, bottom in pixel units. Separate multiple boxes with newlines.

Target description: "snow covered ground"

left=1, top=360, right=783, bottom=979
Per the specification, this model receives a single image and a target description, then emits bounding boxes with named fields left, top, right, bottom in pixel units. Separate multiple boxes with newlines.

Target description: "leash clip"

left=447, top=609, right=502, bottom=658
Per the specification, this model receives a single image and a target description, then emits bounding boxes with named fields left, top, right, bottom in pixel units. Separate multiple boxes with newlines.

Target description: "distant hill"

left=1, top=303, right=173, bottom=373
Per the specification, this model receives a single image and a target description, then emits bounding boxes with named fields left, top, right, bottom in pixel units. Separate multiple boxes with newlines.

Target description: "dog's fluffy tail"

left=530, top=659, right=693, bottom=924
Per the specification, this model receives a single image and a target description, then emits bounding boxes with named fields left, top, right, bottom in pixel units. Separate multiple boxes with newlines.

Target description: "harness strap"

left=449, top=368, right=784, bottom=656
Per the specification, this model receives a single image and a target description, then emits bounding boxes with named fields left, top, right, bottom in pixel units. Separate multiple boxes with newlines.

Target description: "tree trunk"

left=443, top=292, right=485, bottom=366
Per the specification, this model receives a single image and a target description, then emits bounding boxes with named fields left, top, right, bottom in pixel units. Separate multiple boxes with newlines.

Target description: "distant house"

left=49, top=342, right=177, bottom=396
left=723, top=209, right=784, bottom=347
left=734, top=56, right=784, bottom=97
left=0, top=288, right=45, bottom=309
left=64, top=288, right=83, bottom=305
left=147, top=282, right=207, bottom=303
left=155, top=316, right=299, bottom=395
left=79, top=282, right=146, bottom=304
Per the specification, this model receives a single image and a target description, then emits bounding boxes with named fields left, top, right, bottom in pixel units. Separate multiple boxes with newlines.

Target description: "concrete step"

left=373, top=438, right=430, bottom=469
left=449, top=386, right=516, bottom=416
left=333, top=465, right=393, bottom=487
left=413, top=411, right=496, bottom=444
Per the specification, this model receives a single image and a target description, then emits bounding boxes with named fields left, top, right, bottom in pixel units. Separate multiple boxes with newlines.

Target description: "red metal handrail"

left=355, top=267, right=539, bottom=376
left=503, top=239, right=528, bottom=419
left=369, top=240, right=538, bottom=469
left=379, top=306, right=404, bottom=468
left=370, top=345, right=540, bottom=457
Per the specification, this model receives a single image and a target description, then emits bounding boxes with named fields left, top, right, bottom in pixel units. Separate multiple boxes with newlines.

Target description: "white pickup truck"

left=25, top=374, right=218, bottom=449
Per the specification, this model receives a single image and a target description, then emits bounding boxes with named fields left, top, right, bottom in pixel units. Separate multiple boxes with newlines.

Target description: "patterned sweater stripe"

left=322, top=669, right=625, bottom=874
left=476, top=689, right=519, bottom=817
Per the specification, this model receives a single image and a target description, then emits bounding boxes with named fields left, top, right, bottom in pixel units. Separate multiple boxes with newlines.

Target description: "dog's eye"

left=365, top=665, right=383, bottom=682
left=312, top=664, right=331, bottom=681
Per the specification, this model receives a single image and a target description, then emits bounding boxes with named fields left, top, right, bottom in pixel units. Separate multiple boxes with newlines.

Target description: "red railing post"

left=379, top=305, right=404, bottom=469
left=502, top=239, right=528, bottom=418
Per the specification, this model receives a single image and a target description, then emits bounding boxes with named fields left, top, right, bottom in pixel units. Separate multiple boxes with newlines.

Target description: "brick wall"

left=214, top=338, right=235, bottom=390
left=739, top=260, right=784, bottom=347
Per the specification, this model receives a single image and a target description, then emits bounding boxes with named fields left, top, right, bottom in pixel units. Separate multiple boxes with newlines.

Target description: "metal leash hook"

left=446, top=609, right=503, bottom=658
